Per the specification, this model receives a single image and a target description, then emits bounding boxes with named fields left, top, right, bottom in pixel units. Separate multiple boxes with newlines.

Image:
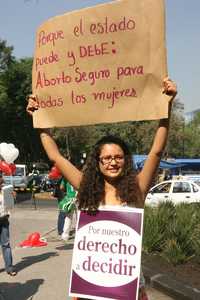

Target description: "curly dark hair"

left=77, top=135, right=142, bottom=212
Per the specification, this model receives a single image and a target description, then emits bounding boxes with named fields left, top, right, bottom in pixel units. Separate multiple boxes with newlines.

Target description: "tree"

left=0, top=39, right=15, bottom=146
left=184, top=111, right=200, bottom=157
left=0, top=40, right=44, bottom=163
left=0, top=39, right=14, bottom=73
left=51, top=97, right=185, bottom=166
left=52, top=120, right=156, bottom=166
left=1, top=57, right=45, bottom=162
left=166, top=99, right=185, bottom=158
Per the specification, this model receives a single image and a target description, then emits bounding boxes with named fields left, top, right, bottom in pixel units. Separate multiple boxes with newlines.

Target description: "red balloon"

left=51, top=166, right=61, bottom=175
left=9, top=163, right=16, bottom=175
left=48, top=171, right=54, bottom=179
left=48, top=165, right=61, bottom=179
left=48, top=170, right=61, bottom=179
left=19, top=232, right=47, bottom=247
left=0, top=160, right=12, bottom=175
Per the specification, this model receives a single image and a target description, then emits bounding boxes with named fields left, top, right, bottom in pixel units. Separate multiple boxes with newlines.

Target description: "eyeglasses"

left=99, top=155, right=125, bottom=165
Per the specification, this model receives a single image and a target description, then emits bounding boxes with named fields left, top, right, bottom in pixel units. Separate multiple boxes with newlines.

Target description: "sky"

left=0, top=0, right=199, bottom=113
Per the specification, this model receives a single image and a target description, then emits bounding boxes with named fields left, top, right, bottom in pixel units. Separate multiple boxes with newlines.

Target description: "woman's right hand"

left=26, top=95, right=39, bottom=115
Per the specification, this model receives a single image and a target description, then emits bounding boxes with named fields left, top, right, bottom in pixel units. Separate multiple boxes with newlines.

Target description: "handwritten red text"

left=35, top=50, right=59, bottom=71
left=74, top=67, right=110, bottom=86
left=38, top=30, right=64, bottom=47
left=92, top=87, right=137, bottom=108
left=35, top=71, right=72, bottom=89
left=79, top=42, right=110, bottom=58
left=117, top=65, right=144, bottom=80
left=71, top=90, right=87, bottom=104
left=37, top=95, right=63, bottom=108
left=90, top=16, right=135, bottom=34
left=73, top=18, right=84, bottom=37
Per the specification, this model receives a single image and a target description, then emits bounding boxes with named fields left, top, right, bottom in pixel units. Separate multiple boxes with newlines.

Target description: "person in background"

left=0, top=173, right=17, bottom=276
left=52, top=176, right=65, bottom=237
left=28, top=164, right=40, bottom=190
left=26, top=78, right=177, bottom=299
left=59, top=177, right=77, bottom=241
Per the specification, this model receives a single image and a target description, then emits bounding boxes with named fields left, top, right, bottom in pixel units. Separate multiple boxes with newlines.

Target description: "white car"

left=3, top=164, right=33, bottom=190
left=145, top=180, right=200, bottom=206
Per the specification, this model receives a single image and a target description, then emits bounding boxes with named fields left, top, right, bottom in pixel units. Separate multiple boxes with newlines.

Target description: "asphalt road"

left=15, top=191, right=58, bottom=210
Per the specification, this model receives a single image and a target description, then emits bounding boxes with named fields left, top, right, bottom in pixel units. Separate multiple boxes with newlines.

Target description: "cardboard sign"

left=69, top=206, right=144, bottom=300
left=32, top=0, right=168, bottom=128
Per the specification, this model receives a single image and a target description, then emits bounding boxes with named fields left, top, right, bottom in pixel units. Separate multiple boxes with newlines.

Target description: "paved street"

left=0, top=195, right=175, bottom=300
left=15, top=191, right=58, bottom=210
left=147, top=288, right=173, bottom=300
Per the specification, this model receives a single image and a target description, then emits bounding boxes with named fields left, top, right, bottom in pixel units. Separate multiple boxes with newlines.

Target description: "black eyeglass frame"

left=99, top=155, right=125, bottom=165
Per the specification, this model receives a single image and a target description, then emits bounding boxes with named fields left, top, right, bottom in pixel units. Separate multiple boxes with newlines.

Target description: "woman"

left=59, top=177, right=77, bottom=241
left=27, top=77, right=177, bottom=299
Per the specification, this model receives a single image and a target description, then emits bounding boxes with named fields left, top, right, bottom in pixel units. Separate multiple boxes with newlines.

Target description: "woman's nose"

left=110, top=158, right=117, bottom=165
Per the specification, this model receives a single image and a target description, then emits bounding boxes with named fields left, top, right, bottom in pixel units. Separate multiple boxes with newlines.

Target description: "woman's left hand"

left=163, top=77, right=177, bottom=98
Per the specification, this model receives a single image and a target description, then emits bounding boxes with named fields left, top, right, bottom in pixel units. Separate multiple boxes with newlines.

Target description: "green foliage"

left=52, top=122, right=138, bottom=165
left=0, top=40, right=43, bottom=163
left=184, top=111, right=200, bottom=157
left=143, top=202, right=175, bottom=253
left=143, top=203, right=200, bottom=266
left=162, top=204, right=196, bottom=264
left=190, top=204, right=200, bottom=261
left=0, top=39, right=14, bottom=73
left=166, top=99, right=185, bottom=157
left=191, top=225, right=200, bottom=263
left=143, top=207, right=164, bottom=252
left=162, top=239, right=192, bottom=265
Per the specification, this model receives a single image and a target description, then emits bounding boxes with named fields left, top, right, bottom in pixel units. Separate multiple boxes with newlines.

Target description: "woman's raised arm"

left=26, top=95, right=82, bottom=190
left=137, top=78, right=177, bottom=201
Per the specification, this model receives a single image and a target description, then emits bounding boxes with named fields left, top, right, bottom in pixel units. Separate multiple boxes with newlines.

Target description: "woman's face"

left=98, top=144, right=125, bottom=179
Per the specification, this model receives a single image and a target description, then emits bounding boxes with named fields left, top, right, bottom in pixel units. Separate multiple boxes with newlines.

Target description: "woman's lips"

left=107, top=168, right=119, bottom=172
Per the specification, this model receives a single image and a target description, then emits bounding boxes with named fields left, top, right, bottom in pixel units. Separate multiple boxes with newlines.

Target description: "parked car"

left=145, top=179, right=200, bottom=206
left=172, top=174, right=200, bottom=187
left=3, top=164, right=33, bottom=191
